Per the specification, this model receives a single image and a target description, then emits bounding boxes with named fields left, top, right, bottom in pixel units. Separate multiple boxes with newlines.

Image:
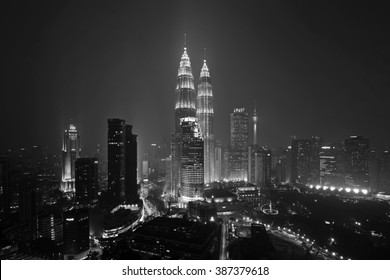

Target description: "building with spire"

left=171, top=36, right=197, bottom=199
left=61, top=124, right=81, bottom=193
left=174, top=35, right=196, bottom=132
left=197, top=54, right=215, bottom=184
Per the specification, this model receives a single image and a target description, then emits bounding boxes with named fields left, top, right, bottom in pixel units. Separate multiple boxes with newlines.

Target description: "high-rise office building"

left=291, top=136, right=322, bottom=185
left=61, top=124, right=80, bottom=193
left=249, top=146, right=272, bottom=187
left=344, top=136, right=369, bottom=189
left=63, top=208, right=89, bottom=260
left=197, top=57, right=215, bottom=184
left=75, top=158, right=98, bottom=207
left=228, top=108, right=249, bottom=181
left=33, top=207, right=63, bottom=244
left=108, top=118, right=126, bottom=202
left=179, top=117, right=204, bottom=205
left=319, top=144, right=345, bottom=187
left=107, top=119, right=138, bottom=205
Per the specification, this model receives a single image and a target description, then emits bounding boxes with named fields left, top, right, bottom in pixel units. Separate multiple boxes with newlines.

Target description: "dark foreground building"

left=63, top=208, right=89, bottom=260
left=107, top=119, right=138, bottom=205
left=130, top=217, right=219, bottom=259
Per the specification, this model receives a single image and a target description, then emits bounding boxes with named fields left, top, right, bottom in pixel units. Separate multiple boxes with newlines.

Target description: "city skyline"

left=3, top=1, right=390, bottom=157
left=2, top=1, right=390, bottom=262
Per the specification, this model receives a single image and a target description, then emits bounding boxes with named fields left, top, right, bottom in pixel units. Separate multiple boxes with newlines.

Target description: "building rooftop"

left=133, top=217, right=216, bottom=246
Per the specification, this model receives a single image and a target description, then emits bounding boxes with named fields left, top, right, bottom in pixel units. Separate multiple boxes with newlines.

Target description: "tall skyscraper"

left=319, top=144, right=345, bottom=187
left=345, top=136, right=369, bottom=189
left=252, top=105, right=259, bottom=145
left=228, top=108, right=249, bottom=181
left=248, top=106, right=260, bottom=185
left=61, top=124, right=80, bottom=193
left=108, top=118, right=126, bottom=202
left=75, top=158, right=98, bottom=207
left=197, top=57, right=215, bottom=184
left=125, top=124, right=138, bottom=204
left=291, top=136, right=322, bottom=185
left=172, top=37, right=196, bottom=199
left=179, top=117, right=204, bottom=205
left=107, top=119, right=138, bottom=205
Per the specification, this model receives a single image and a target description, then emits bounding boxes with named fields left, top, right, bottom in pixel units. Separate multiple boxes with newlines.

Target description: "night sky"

left=3, top=0, right=390, bottom=157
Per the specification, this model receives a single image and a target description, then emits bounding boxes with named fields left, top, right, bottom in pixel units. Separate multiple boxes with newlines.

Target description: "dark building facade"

left=75, top=158, right=98, bottom=207
left=125, top=125, right=138, bottom=204
left=291, top=137, right=322, bottom=185
left=107, top=119, right=138, bottom=205
left=228, top=108, right=249, bottom=181
left=344, top=136, right=369, bottom=189
left=0, top=157, right=10, bottom=221
left=130, top=217, right=219, bottom=259
left=379, top=150, right=390, bottom=192
left=63, top=208, right=89, bottom=260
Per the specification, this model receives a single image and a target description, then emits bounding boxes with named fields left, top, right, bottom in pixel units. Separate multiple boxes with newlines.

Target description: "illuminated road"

left=219, top=218, right=228, bottom=260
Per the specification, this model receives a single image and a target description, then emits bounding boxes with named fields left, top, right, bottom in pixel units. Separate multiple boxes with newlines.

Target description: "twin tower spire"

left=174, top=35, right=215, bottom=184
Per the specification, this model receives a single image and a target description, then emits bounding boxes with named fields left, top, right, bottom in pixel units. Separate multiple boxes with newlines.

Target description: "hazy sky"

left=2, top=0, right=390, bottom=156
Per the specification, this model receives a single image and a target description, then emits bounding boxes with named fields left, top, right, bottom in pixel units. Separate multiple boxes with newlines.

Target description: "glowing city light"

left=330, top=186, right=336, bottom=191
left=345, top=188, right=351, bottom=193
left=353, top=188, right=360, bottom=194
left=362, top=189, right=368, bottom=195
left=315, top=185, right=321, bottom=190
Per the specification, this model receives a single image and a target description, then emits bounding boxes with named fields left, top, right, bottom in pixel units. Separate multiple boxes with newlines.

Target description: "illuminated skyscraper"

left=172, top=36, right=196, bottom=198
left=248, top=106, right=260, bottom=184
left=228, top=108, right=249, bottom=181
left=252, top=105, right=259, bottom=145
left=61, top=124, right=81, bottom=193
left=179, top=117, right=204, bottom=205
left=197, top=56, right=215, bottom=184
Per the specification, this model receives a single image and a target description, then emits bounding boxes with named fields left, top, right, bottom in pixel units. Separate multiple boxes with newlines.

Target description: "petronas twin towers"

left=172, top=36, right=215, bottom=203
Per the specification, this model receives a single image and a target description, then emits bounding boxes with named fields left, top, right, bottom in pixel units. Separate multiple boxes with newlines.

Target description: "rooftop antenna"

left=184, top=33, right=187, bottom=50
left=203, top=47, right=206, bottom=62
